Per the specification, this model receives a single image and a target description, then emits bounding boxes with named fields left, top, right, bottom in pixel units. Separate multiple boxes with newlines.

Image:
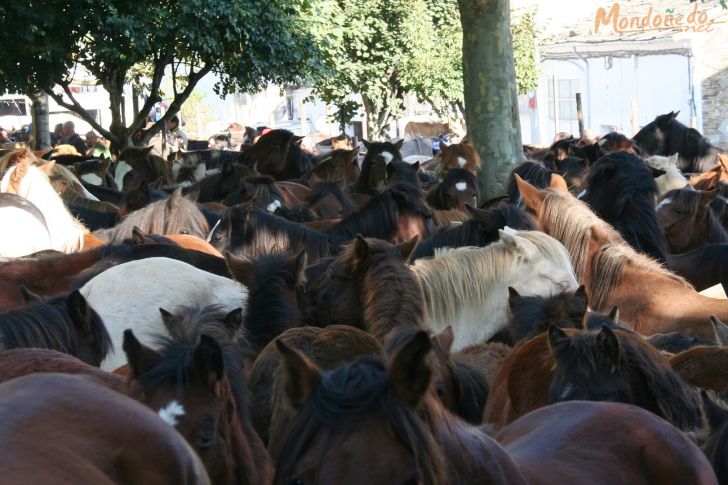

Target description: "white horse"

left=411, top=227, right=579, bottom=349
left=79, top=257, right=247, bottom=371
left=646, top=154, right=688, bottom=197
left=0, top=194, right=51, bottom=257
left=0, top=163, right=87, bottom=253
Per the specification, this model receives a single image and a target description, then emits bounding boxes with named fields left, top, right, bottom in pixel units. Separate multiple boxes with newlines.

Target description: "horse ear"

left=393, top=139, right=404, bottom=151
left=700, top=190, right=718, bottom=206
left=701, top=390, right=728, bottom=431
left=671, top=110, right=680, bottom=119
left=19, top=286, right=41, bottom=303
left=388, top=330, right=432, bottom=408
left=608, top=306, right=620, bottom=323
left=573, top=285, right=588, bottom=308
left=39, top=160, right=55, bottom=175
left=596, top=325, right=621, bottom=371
left=288, top=250, right=308, bottom=287
left=547, top=325, right=571, bottom=360
left=158, top=307, right=175, bottom=332
left=123, top=329, right=162, bottom=377
left=193, top=334, right=225, bottom=386
left=223, top=308, right=243, bottom=336
left=293, top=135, right=304, bottom=145
left=185, top=186, right=200, bottom=202
left=67, top=290, right=91, bottom=333
left=224, top=252, right=253, bottom=288
left=354, top=235, right=370, bottom=263
left=710, top=316, right=728, bottom=345
left=167, top=188, right=183, bottom=209
left=548, top=173, right=569, bottom=192
left=276, top=339, right=321, bottom=409
left=514, top=174, right=545, bottom=211
left=508, top=287, right=521, bottom=309
left=432, top=326, right=454, bottom=358
left=99, top=159, right=111, bottom=173
left=498, top=228, right=519, bottom=250
left=668, top=153, right=679, bottom=166
left=131, top=226, right=150, bottom=245
left=347, top=148, right=360, bottom=161
left=397, top=235, right=419, bottom=263
left=144, top=146, right=154, bottom=154
left=362, top=139, right=371, bottom=149
left=412, top=161, right=420, bottom=171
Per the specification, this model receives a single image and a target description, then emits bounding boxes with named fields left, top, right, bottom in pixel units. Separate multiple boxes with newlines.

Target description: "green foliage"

left=511, top=11, right=540, bottom=95
left=0, top=0, right=320, bottom=148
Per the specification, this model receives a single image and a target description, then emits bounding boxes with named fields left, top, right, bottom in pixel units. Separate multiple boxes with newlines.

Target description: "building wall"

left=535, top=53, right=694, bottom=144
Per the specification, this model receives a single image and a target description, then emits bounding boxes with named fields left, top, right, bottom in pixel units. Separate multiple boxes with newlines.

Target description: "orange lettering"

left=595, top=3, right=621, bottom=33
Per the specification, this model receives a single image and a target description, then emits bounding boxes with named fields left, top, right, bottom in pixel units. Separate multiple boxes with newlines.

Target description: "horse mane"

left=0, top=148, right=39, bottom=178
left=536, top=189, right=689, bottom=310
left=413, top=206, right=535, bottom=260
left=140, top=305, right=249, bottom=418
left=94, top=192, right=209, bottom=243
left=274, top=355, right=445, bottom=485
left=243, top=252, right=303, bottom=352
left=412, top=230, right=573, bottom=326
left=664, top=119, right=719, bottom=172
left=0, top=293, right=112, bottom=361
left=120, top=146, right=174, bottom=185
left=662, top=188, right=728, bottom=244
left=507, top=161, right=552, bottom=203
left=562, top=329, right=703, bottom=430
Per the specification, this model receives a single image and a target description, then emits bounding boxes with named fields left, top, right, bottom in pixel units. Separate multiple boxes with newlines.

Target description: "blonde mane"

left=537, top=189, right=690, bottom=311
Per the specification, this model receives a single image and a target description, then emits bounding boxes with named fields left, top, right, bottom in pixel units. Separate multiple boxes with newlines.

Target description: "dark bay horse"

left=273, top=330, right=715, bottom=484
left=657, top=188, right=728, bottom=253
left=240, top=129, right=315, bottom=180
left=634, top=111, right=721, bottom=173
left=353, top=140, right=403, bottom=195
left=426, top=168, right=479, bottom=212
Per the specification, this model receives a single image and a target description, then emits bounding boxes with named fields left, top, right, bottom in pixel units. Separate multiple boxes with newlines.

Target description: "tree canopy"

left=0, top=0, right=320, bottom=150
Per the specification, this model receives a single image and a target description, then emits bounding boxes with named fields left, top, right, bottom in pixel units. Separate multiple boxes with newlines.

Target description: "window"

left=547, top=79, right=581, bottom=135
left=0, top=99, right=27, bottom=116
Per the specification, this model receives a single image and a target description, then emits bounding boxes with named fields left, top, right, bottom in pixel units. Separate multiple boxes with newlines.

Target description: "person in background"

left=166, top=115, right=188, bottom=152
left=0, top=128, right=10, bottom=144
left=60, top=121, right=88, bottom=155
left=85, top=131, right=112, bottom=159
left=50, top=123, right=64, bottom=146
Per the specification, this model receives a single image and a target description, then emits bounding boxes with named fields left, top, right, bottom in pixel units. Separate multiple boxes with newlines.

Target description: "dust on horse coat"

left=411, top=228, right=578, bottom=349
left=0, top=194, right=51, bottom=257
left=1, top=164, right=87, bottom=253
left=80, top=257, right=246, bottom=371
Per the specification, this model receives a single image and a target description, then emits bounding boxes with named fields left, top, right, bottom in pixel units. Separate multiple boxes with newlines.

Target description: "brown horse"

left=516, top=175, right=720, bottom=339
left=701, top=391, right=728, bottom=483
left=485, top=326, right=703, bottom=432
left=240, top=129, right=316, bottom=180
left=670, top=344, right=728, bottom=396
left=437, top=142, right=481, bottom=176
left=0, top=373, right=210, bottom=484
left=302, top=148, right=360, bottom=187
left=426, top=168, right=479, bottom=212
left=122, top=305, right=272, bottom=485
left=118, top=145, right=174, bottom=190
left=657, top=188, right=728, bottom=253
left=303, top=235, right=422, bottom=341
left=248, top=325, right=382, bottom=454
left=273, top=330, right=716, bottom=485
left=690, top=154, right=728, bottom=190
left=353, top=140, right=403, bottom=195
left=304, top=180, right=357, bottom=220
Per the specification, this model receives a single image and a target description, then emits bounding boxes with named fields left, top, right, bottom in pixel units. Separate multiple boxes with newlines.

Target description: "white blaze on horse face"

left=655, top=197, right=672, bottom=211
left=267, top=199, right=283, bottom=213
left=207, top=218, right=221, bottom=243
left=158, top=400, right=186, bottom=427
left=455, top=181, right=467, bottom=192
left=381, top=151, right=394, bottom=164
left=457, top=156, right=467, bottom=168
left=80, top=172, right=103, bottom=186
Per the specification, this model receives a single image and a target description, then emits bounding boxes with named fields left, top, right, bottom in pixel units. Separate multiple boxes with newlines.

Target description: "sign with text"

left=594, top=3, right=722, bottom=34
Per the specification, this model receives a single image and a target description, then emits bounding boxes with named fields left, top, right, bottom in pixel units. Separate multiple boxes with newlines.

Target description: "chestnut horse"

left=657, top=188, right=728, bottom=253
left=516, top=175, right=720, bottom=339
left=273, top=330, right=715, bottom=484
left=436, top=142, right=481, bottom=177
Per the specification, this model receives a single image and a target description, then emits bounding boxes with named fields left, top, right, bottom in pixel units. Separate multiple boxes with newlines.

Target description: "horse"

left=0, top=373, right=210, bottom=484
left=122, top=305, right=272, bottom=484
left=353, top=139, right=403, bottom=195
left=94, top=188, right=209, bottom=243
left=670, top=345, right=728, bottom=396
left=437, top=142, right=481, bottom=177
left=584, top=151, right=669, bottom=263
left=223, top=175, right=288, bottom=211
left=506, top=161, right=569, bottom=205
left=700, top=391, right=728, bottom=483
left=426, top=168, right=479, bottom=212
left=225, top=251, right=306, bottom=355
left=1, top=162, right=89, bottom=253
left=412, top=205, right=536, bottom=260
left=73, top=158, right=116, bottom=188
left=248, top=325, right=382, bottom=454
left=386, top=160, right=421, bottom=188
left=115, top=146, right=174, bottom=190
left=634, top=111, right=721, bottom=173
left=173, top=148, right=241, bottom=171
left=691, top=154, right=728, bottom=191
left=302, top=148, right=360, bottom=187
left=665, top=244, right=728, bottom=292
left=0, top=290, right=112, bottom=366
left=646, top=154, right=689, bottom=196
left=515, top=175, right=721, bottom=339
left=303, top=236, right=423, bottom=341
left=304, top=180, right=357, bottom=220
left=273, top=330, right=716, bottom=485
left=657, top=188, right=728, bottom=253
left=194, top=160, right=255, bottom=203
left=0, top=193, right=51, bottom=257
left=240, top=129, right=315, bottom=180
left=410, top=228, right=578, bottom=349
left=485, top=325, right=704, bottom=433
left=79, top=257, right=246, bottom=371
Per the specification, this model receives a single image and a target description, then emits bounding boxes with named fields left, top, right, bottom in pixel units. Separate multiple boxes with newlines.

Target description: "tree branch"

left=45, top=83, right=113, bottom=142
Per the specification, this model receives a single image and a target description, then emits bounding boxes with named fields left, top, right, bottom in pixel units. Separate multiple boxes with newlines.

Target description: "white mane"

left=646, top=154, right=688, bottom=196
left=411, top=229, right=578, bottom=349
left=1, top=165, right=87, bottom=253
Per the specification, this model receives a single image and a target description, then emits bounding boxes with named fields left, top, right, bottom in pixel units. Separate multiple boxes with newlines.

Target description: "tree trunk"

left=458, top=0, right=523, bottom=200
left=30, top=91, right=51, bottom=151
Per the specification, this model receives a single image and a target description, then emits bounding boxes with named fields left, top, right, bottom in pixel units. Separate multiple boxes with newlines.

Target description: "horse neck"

left=245, top=279, right=302, bottom=352
left=422, top=395, right=526, bottom=484
left=325, top=196, right=397, bottom=244
left=360, top=258, right=424, bottom=340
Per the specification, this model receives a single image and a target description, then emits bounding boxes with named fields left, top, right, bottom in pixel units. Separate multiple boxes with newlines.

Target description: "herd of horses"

left=1, top=110, right=728, bottom=482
